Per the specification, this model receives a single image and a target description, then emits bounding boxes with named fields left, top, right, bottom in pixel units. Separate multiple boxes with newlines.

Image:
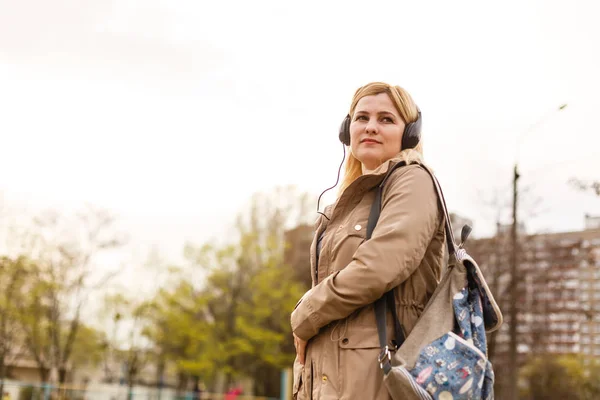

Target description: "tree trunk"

left=223, top=269, right=244, bottom=390
left=176, top=371, right=186, bottom=397
left=39, top=364, right=49, bottom=383
left=225, top=371, right=234, bottom=393
left=127, top=380, right=134, bottom=400
left=127, top=352, right=139, bottom=400
left=0, top=356, right=12, bottom=399
left=127, top=366, right=136, bottom=400
left=156, top=359, right=165, bottom=400
left=58, top=366, right=67, bottom=385
left=0, top=360, right=5, bottom=400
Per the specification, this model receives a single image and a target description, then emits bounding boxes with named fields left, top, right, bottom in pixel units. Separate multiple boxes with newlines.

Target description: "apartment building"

left=466, top=220, right=600, bottom=368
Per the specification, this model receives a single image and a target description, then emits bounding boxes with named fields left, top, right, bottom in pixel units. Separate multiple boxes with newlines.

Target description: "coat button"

left=322, top=375, right=328, bottom=382
left=354, top=224, right=362, bottom=231
left=342, top=338, right=349, bottom=344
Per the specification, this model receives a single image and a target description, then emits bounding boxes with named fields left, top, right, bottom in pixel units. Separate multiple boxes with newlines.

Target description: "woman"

left=290, top=82, right=446, bottom=400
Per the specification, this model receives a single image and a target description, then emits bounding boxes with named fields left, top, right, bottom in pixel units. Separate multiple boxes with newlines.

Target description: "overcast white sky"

left=1, top=0, right=599, bottom=289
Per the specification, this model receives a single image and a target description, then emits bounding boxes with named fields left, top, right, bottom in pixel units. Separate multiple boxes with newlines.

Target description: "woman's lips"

left=361, top=139, right=381, bottom=144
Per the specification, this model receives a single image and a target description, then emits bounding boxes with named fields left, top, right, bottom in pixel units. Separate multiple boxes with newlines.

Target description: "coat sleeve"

left=291, top=166, right=441, bottom=341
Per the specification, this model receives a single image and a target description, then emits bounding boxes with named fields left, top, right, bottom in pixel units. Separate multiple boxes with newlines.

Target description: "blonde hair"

left=338, top=82, right=424, bottom=195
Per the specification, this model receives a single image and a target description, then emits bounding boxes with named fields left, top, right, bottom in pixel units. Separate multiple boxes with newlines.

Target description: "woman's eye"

left=355, top=115, right=368, bottom=121
left=382, top=117, right=393, bottom=123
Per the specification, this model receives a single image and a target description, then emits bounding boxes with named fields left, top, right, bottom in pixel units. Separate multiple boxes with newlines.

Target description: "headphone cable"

left=316, top=143, right=346, bottom=220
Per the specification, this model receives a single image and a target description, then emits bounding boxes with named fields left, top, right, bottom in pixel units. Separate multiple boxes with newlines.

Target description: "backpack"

left=368, top=161, right=504, bottom=400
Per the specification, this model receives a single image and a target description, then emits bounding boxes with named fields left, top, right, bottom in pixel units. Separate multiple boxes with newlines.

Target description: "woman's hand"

left=293, top=333, right=307, bottom=365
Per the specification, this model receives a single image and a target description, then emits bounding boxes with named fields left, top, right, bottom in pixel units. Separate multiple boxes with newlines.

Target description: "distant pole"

left=508, top=164, right=520, bottom=399
left=43, top=382, right=52, bottom=400
left=506, top=103, right=566, bottom=398
left=280, top=368, right=292, bottom=400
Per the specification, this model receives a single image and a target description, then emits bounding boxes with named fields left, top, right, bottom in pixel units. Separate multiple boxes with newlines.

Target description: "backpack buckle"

left=378, top=346, right=392, bottom=369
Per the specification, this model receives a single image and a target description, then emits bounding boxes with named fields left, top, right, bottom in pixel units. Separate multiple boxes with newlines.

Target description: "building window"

left=582, top=293, right=590, bottom=301
left=564, top=280, right=578, bottom=289
left=582, top=336, right=591, bottom=344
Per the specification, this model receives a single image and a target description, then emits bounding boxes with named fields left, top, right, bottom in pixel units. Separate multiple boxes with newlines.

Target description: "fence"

left=0, top=381, right=278, bottom=400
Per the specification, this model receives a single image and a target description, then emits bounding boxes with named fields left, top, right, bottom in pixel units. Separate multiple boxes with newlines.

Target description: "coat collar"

left=315, top=155, right=416, bottom=229
left=323, top=156, right=413, bottom=225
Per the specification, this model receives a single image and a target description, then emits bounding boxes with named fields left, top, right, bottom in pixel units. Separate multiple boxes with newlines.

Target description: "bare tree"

left=569, top=178, right=600, bottom=197
left=20, top=205, right=126, bottom=384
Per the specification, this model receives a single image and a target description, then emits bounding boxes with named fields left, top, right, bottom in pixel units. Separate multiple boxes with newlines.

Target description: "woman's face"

left=349, top=93, right=405, bottom=172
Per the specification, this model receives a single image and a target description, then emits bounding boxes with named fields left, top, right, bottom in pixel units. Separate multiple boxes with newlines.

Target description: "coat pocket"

left=329, top=218, right=369, bottom=273
left=338, top=327, right=385, bottom=399
left=345, top=217, right=368, bottom=242
left=338, top=326, right=381, bottom=349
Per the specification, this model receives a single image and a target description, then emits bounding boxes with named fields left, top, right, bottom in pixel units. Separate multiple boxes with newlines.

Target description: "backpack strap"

left=367, top=161, right=458, bottom=373
left=370, top=161, right=458, bottom=260
left=367, top=164, right=407, bottom=373
left=423, top=165, right=459, bottom=259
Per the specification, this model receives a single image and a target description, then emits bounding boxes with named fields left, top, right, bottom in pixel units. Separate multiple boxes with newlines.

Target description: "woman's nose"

left=365, top=119, right=378, bottom=133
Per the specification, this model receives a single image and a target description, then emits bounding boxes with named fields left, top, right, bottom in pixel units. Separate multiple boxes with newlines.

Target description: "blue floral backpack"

left=368, top=162, right=504, bottom=400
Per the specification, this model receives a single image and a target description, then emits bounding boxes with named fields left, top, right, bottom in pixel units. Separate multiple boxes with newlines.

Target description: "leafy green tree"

left=143, top=280, right=214, bottom=395
left=0, top=256, right=31, bottom=393
left=149, top=186, right=313, bottom=396
left=69, top=323, right=108, bottom=373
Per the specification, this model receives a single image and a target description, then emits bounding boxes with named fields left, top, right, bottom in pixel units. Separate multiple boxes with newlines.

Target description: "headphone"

left=338, top=108, right=422, bottom=150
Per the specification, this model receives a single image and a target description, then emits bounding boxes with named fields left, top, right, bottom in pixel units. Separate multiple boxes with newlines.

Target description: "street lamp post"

left=506, top=103, right=567, bottom=400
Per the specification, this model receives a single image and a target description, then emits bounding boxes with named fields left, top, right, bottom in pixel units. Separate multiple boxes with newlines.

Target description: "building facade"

left=466, top=224, right=600, bottom=370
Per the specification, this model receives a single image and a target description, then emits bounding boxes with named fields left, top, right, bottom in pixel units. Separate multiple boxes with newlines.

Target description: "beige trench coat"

left=290, top=158, right=446, bottom=400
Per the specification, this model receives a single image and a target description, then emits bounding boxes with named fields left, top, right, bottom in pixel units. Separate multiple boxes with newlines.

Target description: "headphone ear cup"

left=339, top=115, right=351, bottom=146
left=401, top=109, right=422, bottom=150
